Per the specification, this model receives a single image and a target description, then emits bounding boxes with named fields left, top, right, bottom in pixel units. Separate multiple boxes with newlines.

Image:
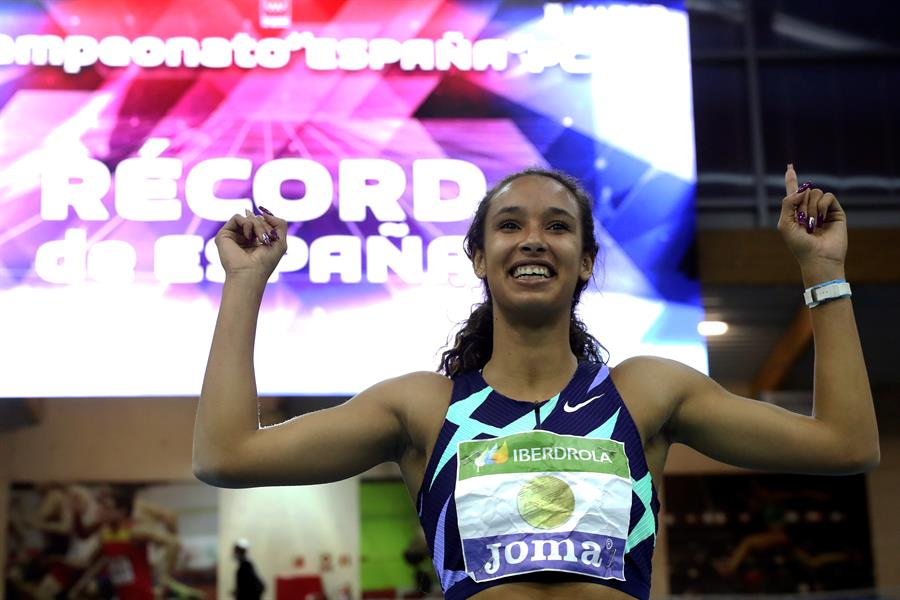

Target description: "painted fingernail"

left=261, top=232, right=271, bottom=245
left=798, top=210, right=806, bottom=226
left=259, top=206, right=274, bottom=216
left=269, top=229, right=279, bottom=240
left=796, top=181, right=812, bottom=194
left=817, top=213, right=824, bottom=227
left=807, top=216, right=815, bottom=233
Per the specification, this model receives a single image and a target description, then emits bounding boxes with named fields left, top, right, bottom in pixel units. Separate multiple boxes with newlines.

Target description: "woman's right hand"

left=215, top=207, right=288, bottom=280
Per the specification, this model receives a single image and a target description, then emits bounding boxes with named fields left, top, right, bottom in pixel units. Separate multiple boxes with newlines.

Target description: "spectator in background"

left=233, top=539, right=265, bottom=600
left=403, top=527, right=433, bottom=596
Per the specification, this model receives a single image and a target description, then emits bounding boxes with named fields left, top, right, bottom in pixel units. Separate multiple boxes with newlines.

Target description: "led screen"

left=0, top=0, right=702, bottom=397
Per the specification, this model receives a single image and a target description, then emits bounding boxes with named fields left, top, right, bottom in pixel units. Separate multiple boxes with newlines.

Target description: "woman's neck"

left=482, top=307, right=578, bottom=402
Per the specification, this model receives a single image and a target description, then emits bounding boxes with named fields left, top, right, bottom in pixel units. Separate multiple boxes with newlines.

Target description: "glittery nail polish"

left=269, top=229, right=279, bottom=240
left=807, top=217, right=815, bottom=233
left=817, top=213, right=824, bottom=227
left=796, top=181, right=812, bottom=194
left=798, top=211, right=806, bottom=226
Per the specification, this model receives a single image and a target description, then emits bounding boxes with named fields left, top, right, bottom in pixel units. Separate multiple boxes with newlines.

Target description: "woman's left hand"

left=777, top=164, right=848, bottom=278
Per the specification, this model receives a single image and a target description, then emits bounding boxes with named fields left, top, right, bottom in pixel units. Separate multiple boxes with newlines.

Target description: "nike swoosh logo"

left=563, top=393, right=605, bottom=413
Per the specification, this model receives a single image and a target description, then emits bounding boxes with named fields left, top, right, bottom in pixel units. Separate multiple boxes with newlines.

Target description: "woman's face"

left=473, top=175, right=593, bottom=320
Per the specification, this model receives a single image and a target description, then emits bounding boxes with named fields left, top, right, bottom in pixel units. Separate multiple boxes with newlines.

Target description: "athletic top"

left=416, top=361, right=659, bottom=600
left=100, top=523, right=155, bottom=600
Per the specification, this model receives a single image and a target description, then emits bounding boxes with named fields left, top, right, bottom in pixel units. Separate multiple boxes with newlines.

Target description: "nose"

left=519, top=226, right=547, bottom=254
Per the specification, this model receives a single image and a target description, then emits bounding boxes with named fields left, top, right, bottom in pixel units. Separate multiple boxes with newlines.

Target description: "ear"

left=473, top=249, right=487, bottom=279
left=579, top=252, right=594, bottom=282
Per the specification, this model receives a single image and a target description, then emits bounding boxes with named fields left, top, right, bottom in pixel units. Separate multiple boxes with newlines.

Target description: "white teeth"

left=513, top=265, right=551, bottom=278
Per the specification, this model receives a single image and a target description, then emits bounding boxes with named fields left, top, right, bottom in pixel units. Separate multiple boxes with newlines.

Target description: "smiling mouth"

left=511, top=265, right=554, bottom=279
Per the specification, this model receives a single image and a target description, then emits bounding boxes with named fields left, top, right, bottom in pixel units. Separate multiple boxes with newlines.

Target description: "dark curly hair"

left=438, top=167, right=607, bottom=377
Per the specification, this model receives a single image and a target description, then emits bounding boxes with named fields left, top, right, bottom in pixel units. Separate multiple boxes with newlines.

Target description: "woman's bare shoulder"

left=610, top=355, right=693, bottom=383
left=609, top=356, right=689, bottom=438
left=371, top=370, right=453, bottom=420
left=380, top=370, right=452, bottom=396
left=611, top=354, right=707, bottom=404
left=382, top=371, right=453, bottom=459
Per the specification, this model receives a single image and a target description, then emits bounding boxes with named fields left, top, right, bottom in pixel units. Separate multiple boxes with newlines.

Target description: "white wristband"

left=804, top=279, right=852, bottom=308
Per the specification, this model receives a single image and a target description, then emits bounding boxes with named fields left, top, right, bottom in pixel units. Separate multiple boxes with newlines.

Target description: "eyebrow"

left=492, top=206, right=577, bottom=220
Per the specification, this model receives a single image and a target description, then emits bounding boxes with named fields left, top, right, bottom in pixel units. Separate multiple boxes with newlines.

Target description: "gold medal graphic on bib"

left=516, top=475, right=575, bottom=529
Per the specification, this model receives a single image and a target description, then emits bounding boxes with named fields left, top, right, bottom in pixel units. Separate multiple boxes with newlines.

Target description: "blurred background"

left=0, top=0, right=898, bottom=598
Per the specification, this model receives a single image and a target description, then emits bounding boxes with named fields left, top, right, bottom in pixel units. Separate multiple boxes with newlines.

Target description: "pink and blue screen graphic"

left=0, top=0, right=703, bottom=397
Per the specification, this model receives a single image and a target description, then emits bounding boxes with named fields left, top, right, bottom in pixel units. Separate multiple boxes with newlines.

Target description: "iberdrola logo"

left=474, top=441, right=509, bottom=471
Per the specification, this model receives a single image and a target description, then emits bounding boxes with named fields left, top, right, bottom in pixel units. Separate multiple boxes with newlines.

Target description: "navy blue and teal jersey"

left=415, top=361, right=659, bottom=600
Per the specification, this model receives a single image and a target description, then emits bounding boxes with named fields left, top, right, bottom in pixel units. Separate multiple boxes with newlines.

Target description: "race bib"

left=108, top=556, right=136, bottom=585
left=455, top=431, right=632, bottom=582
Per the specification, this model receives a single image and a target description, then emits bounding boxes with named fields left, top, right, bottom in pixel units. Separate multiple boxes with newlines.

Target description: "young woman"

left=193, top=165, right=879, bottom=600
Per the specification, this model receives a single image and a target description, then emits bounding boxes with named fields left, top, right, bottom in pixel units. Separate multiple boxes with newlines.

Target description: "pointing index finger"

left=785, top=163, right=798, bottom=196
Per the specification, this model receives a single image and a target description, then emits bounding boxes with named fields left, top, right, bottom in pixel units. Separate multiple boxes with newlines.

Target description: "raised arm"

left=665, top=165, right=880, bottom=475
left=192, top=208, right=421, bottom=488
left=30, top=487, right=73, bottom=534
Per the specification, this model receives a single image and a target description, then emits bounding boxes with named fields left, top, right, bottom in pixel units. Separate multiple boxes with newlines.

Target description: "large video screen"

left=0, top=0, right=701, bottom=397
